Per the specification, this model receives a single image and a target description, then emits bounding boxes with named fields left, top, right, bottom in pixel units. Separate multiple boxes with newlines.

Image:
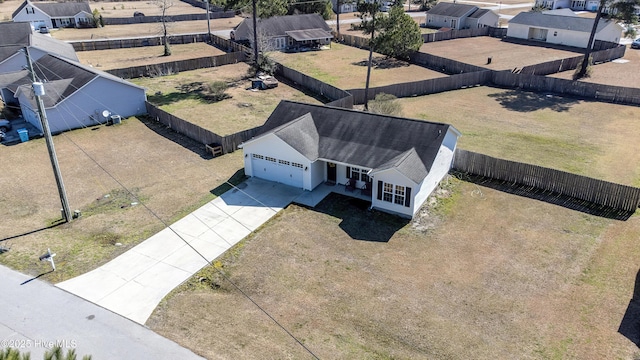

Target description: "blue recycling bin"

left=17, top=128, right=28, bottom=142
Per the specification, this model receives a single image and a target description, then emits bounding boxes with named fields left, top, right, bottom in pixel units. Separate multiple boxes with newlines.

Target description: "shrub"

left=368, top=93, right=402, bottom=116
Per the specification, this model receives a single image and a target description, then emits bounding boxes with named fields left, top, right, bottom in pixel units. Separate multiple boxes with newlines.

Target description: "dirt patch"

left=270, top=42, right=446, bottom=89
left=132, top=63, right=324, bottom=136
left=76, top=43, right=226, bottom=70
left=551, top=46, right=640, bottom=88
left=149, top=177, right=640, bottom=359
left=420, top=37, right=582, bottom=71
left=0, top=117, right=244, bottom=282
left=399, top=86, right=640, bottom=187
left=91, top=0, right=207, bottom=18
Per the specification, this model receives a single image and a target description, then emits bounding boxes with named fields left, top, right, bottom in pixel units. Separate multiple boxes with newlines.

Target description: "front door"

left=327, top=162, right=336, bottom=183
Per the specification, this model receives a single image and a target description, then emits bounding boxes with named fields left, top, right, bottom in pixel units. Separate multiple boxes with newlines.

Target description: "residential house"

left=0, top=54, right=146, bottom=134
left=239, top=101, right=461, bottom=218
left=12, top=0, right=93, bottom=30
left=534, top=0, right=601, bottom=12
left=507, top=11, right=623, bottom=48
left=231, top=14, right=333, bottom=52
left=0, top=22, right=78, bottom=75
left=331, top=0, right=358, bottom=13
left=425, top=2, right=499, bottom=30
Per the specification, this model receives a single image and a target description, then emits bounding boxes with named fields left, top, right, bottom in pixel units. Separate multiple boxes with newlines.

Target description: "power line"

left=27, top=56, right=319, bottom=359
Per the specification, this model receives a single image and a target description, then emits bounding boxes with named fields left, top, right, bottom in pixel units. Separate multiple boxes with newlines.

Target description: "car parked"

left=39, top=26, right=49, bottom=34
left=632, top=38, right=640, bottom=49
left=0, top=119, right=11, bottom=132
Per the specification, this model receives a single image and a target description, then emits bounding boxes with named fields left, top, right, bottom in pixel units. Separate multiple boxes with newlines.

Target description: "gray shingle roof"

left=0, top=22, right=77, bottom=64
left=468, top=8, right=491, bottom=19
left=509, top=11, right=614, bottom=33
left=250, top=101, right=457, bottom=183
left=234, top=13, right=332, bottom=40
left=13, top=0, right=92, bottom=18
left=426, top=2, right=477, bottom=17
left=0, top=22, right=32, bottom=63
left=13, top=53, right=143, bottom=107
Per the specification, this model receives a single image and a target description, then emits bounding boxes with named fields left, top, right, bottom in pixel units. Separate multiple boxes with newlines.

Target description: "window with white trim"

left=349, top=167, right=369, bottom=182
left=394, top=185, right=405, bottom=205
left=378, top=181, right=411, bottom=208
left=383, top=183, right=393, bottom=202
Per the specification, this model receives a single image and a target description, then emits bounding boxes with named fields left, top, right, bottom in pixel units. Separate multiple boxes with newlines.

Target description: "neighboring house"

left=231, top=14, right=333, bottom=52
left=331, top=0, right=357, bottom=13
left=0, top=54, right=146, bottom=134
left=425, top=2, right=499, bottom=30
left=0, top=22, right=78, bottom=75
left=12, top=0, right=93, bottom=30
left=507, top=11, right=623, bottom=48
left=239, top=101, right=461, bottom=218
left=534, top=0, right=601, bottom=11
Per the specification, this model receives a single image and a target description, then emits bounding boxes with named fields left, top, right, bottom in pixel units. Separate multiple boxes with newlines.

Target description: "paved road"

left=57, top=178, right=303, bottom=325
left=0, top=265, right=204, bottom=359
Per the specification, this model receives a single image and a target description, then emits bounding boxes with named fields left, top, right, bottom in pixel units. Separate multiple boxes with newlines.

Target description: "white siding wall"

left=310, top=160, right=324, bottom=189
left=13, top=6, right=52, bottom=29
left=242, top=134, right=314, bottom=190
left=412, top=145, right=455, bottom=216
left=478, top=12, right=499, bottom=27
left=595, top=23, right=622, bottom=44
left=426, top=15, right=461, bottom=29
left=506, top=23, right=532, bottom=39
left=370, top=169, right=416, bottom=218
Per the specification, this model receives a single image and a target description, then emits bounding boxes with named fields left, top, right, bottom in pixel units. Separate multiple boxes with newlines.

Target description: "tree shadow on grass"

left=147, top=81, right=232, bottom=106
left=352, top=56, right=410, bottom=69
left=619, top=268, right=640, bottom=348
left=137, top=115, right=213, bottom=159
left=488, top=89, right=579, bottom=112
left=312, top=193, right=409, bottom=242
left=454, top=172, right=636, bottom=221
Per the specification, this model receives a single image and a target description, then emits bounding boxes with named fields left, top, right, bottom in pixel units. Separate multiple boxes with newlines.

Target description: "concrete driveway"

left=57, top=178, right=303, bottom=324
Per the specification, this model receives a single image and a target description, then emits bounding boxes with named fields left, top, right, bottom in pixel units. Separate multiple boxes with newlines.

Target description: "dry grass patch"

left=0, top=117, right=243, bottom=281
left=270, top=42, right=446, bottom=89
left=420, top=37, right=582, bottom=71
left=131, top=63, right=324, bottom=136
left=76, top=43, right=226, bottom=70
left=551, top=47, right=640, bottom=88
left=51, top=17, right=243, bottom=41
left=0, top=0, right=21, bottom=21
left=400, top=86, right=640, bottom=186
left=149, top=177, right=640, bottom=359
left=91, top=0, right=207, bottom=17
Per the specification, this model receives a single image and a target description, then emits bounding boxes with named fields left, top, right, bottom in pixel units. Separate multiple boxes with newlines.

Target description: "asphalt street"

left=0, top=264, right=204, bottom=359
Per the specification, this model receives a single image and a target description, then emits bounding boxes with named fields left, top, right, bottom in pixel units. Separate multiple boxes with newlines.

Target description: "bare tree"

left=156, top=0, right=174, bottom=56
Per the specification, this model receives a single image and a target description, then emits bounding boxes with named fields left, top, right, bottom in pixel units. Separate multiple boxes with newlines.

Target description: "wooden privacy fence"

left=347, top=71, right=491, bottom=104
left=453, top=149, right=640, bottom=212
left=145, top=102, right=259, bottom=154
left=107, top=52, right=245, bottom=78
left=275, top=63, right=353, bottom=107
left=71, top=33, right=210, bottom=51
left=103, top=11, right=234, bottom=25
left=492, top=71, right=640, bottom=106
left=410, top=51, right=488, bottom=74
left=518, top=44, right=626, bottom=75
left=210, top=34, right=249, bottom=53
left=422, top=27, right=489, bottom=42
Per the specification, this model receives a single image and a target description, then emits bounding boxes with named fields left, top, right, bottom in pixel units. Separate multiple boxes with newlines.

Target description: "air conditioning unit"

left=110, top=115, right=122, bottom=125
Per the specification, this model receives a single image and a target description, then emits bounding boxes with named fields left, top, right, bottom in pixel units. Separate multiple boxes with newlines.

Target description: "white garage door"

left=251, top=154, right=303, bottom=188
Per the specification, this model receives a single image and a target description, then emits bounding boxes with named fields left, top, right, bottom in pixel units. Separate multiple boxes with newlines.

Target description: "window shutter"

left=405, top=187, right=411, bottom=207
left=377, top=181, right=383, bottom=200
left=346, top=166, right=351, bottom=179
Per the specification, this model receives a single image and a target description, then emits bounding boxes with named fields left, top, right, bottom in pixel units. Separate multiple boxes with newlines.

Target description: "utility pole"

left=24, top=47, right=72, bottom=223
left=205, top=0, right=211, bottom=42
left=252, top=0, right=258, bottom=67
left=364, top=1, right=378, bottom=111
